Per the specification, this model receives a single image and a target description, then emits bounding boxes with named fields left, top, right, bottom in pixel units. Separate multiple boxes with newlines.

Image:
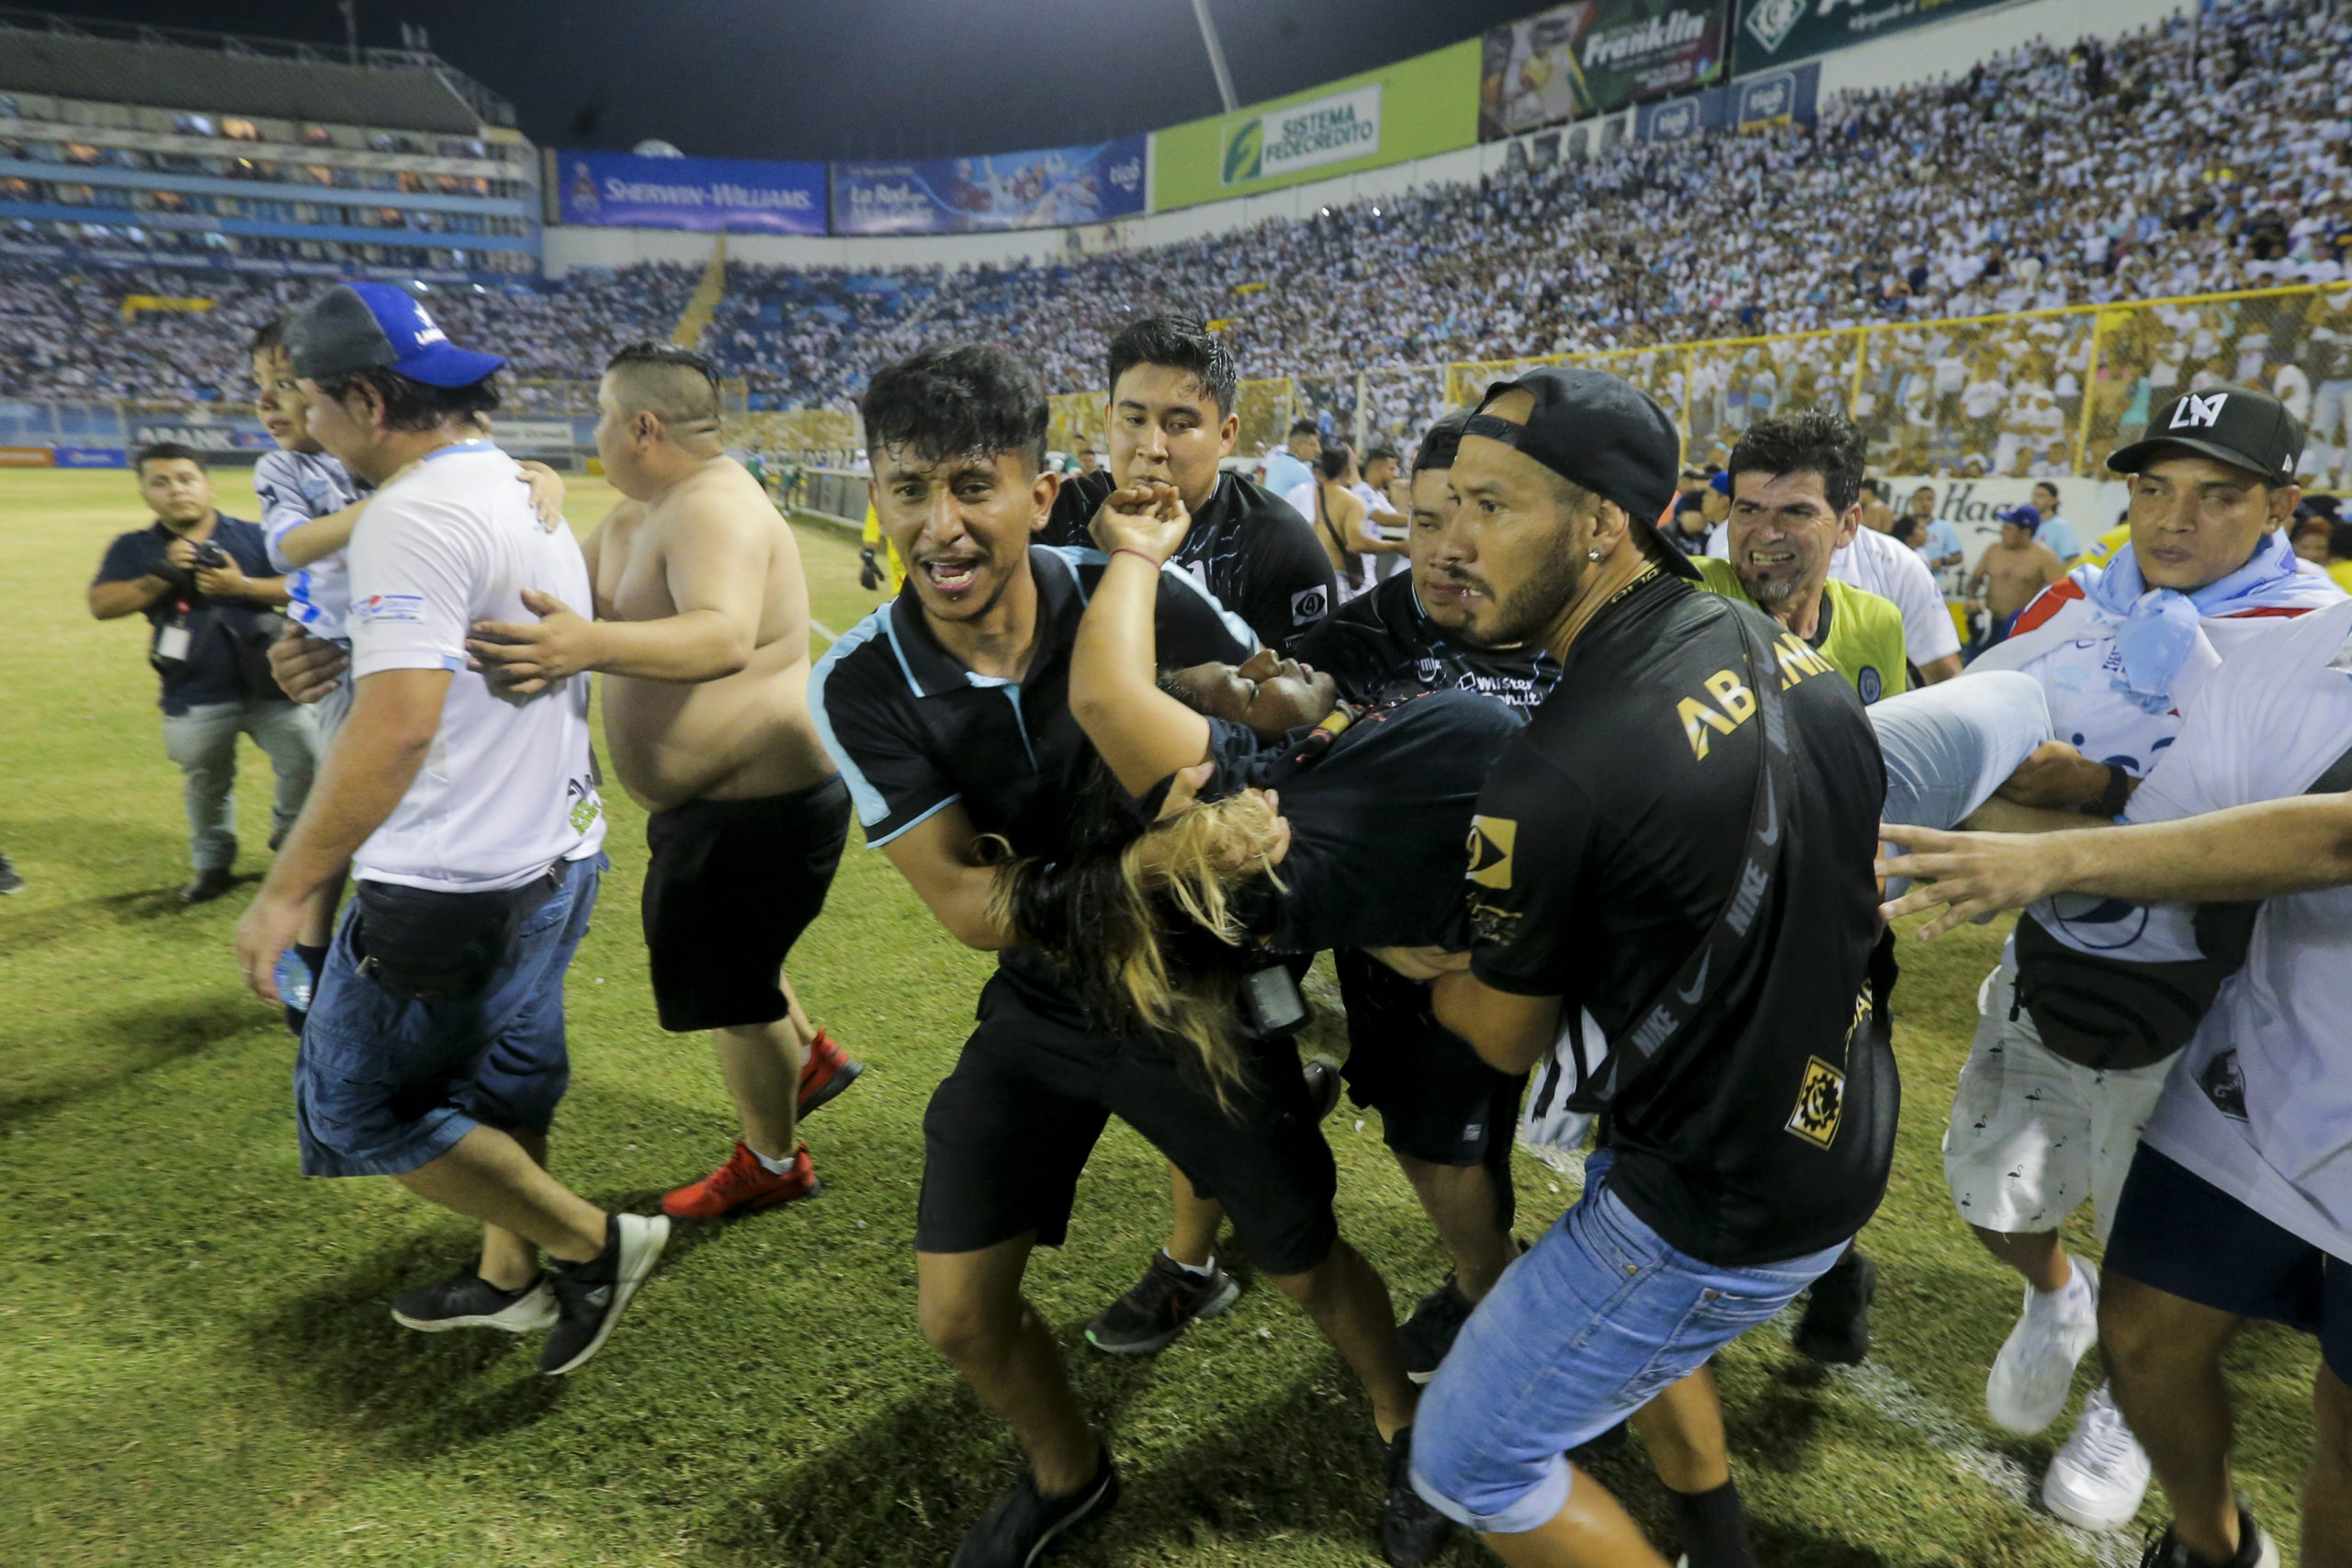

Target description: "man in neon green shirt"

left=1695, top=411, right=1910, bottom=706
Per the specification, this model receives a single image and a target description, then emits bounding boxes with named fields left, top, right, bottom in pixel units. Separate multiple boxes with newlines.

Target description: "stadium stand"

left=2, top=0, right=2349, bottom=482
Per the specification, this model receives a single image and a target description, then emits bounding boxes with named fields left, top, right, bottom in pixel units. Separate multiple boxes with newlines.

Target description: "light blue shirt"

left=1919, top=518, right=1964, bottom=566
left=1262, top=449, right=1314, bottom=499
left=2035, top=515, right=2083, bottom=563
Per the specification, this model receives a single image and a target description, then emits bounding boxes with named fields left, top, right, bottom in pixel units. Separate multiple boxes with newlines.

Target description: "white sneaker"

left=1987, top=1257, right=2100, bottom=1434
left=2043, top=1382, right=2150, bottom=1531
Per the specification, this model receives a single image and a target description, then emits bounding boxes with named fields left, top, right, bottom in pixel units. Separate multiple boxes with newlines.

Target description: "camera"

left=191, top=540, right=232, bottom=571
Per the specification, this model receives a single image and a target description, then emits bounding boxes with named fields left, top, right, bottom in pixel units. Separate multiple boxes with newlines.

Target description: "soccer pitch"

left=0, top=468, right=2321, bottom=1567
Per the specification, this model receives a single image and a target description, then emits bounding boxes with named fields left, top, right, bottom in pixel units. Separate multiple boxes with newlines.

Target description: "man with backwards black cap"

left=229, top=283, right=667, bottom=1379
left=1385, top=367, right=1894, bottom=1567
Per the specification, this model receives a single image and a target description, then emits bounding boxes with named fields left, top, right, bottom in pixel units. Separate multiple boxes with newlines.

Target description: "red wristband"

left=1111, top=547, right=1162, bottom=570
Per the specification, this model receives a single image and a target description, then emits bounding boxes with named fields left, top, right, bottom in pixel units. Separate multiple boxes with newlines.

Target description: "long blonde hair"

left=987, top=788, right=1288, bottom=1107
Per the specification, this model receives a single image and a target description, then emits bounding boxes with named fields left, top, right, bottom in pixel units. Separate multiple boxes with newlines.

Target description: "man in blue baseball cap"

left=233, top=283, right=672, bottom=1377
left=1965, top=503, right=2068, bottom=654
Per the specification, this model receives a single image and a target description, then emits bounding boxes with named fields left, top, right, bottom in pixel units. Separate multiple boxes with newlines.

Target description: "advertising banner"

left=126, top=417, right=273, bottom=456
left=1883, top=475, right=2129, bottom=577
left=51, top=445, right=125, bottom=468
left=1732, top=61, right=1820, bottom=128
left=0, top=446, right=53, bottom=468
left=1152, top=39, right=1481, bottom=211
left=1736, top=0, right=2018, bottom=73
left=490, top=418, right=582, bottom=454
left=554, top=150, right=826, bottom=234
left=1479, top=1, right=1732, bottom=141
left=831, top=137, right=1146, bottom=235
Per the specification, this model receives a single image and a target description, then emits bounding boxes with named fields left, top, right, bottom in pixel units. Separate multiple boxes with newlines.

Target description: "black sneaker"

left=950, top=1449, right=1118, bottom=1568
left=1398, top=1276, right=1475, bottom=1383
left=390, top=1269, right=559, bottom=1333
left=539, top=1213, right=671, bottom=1375
left=0, top=852, right=22, bottom=896
left=1303, top=1055, right=1344, bottom=1121
left=1083, top=1248, right=1241, bottom=1355
left=181, top=866, right=235, bottom=905
left=2137, top=1503, right=2278, bottom=1568
left=1793, top=1248, right=1877, bottom=1366
left=1380, top=1427, right=1454, bottom=1568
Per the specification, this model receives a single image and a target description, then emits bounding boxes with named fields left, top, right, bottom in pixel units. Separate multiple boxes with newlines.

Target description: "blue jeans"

left=1410, top=1155, right=1848, bottom=1534
left=294, top=854, right=604, bottom=1178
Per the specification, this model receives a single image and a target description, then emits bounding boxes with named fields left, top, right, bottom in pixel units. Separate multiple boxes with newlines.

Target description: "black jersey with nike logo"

left=1467, top=573, right=1894, bottom=1266
left=1048, top=468, right=1338, bottom=656
left=1295, top=568, right=1560, bottom=713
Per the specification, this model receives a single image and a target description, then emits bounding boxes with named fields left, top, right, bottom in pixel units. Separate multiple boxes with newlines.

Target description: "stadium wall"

left=1811, top=0, right=2192, bottom=96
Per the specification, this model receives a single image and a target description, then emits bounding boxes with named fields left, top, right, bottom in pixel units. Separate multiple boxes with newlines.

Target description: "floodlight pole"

left=1191, top=0, right=1238, bottom=113
left=337, top=0, right=357, bottom=63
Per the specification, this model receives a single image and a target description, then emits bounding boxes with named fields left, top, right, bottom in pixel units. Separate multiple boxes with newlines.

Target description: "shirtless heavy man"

left=467, top=343, right=862, bottom=1217
left=1966, top=504, right=2069, bottom=652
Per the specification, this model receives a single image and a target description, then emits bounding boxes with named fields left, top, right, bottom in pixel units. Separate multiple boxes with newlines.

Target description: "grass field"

left=0, top=466, right=2324, bottom=1568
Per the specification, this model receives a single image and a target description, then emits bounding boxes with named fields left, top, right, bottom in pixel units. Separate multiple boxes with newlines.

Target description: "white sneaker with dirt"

left=1987, top=1257, right=2100, bottom=1434
left=2044, top=1381, right=2151, bottom=1530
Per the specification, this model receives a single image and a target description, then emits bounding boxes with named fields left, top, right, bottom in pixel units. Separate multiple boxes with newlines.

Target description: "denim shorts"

left=294, top=853, right=605, bottom=1179
left=1410, top=1153, right=1849, bottom=1535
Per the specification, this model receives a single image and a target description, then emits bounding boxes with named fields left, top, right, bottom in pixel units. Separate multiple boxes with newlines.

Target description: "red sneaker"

left=661, top=1142, right=821, bottom=1221
left=798, top=1028, right=865, bottom=1115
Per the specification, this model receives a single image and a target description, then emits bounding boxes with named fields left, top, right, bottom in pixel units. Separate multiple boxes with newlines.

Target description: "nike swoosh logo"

left=1677, top=952, right=1710, bottom=1007
left=1755, top=766, right=1779, bottom=848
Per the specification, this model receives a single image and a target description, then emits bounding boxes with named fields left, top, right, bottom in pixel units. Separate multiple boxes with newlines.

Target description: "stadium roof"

left=0, top=10, right=514, bottom=132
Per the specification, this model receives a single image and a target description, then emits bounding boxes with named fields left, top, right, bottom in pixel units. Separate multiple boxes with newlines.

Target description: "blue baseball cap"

left=284, top=280, right=504, bottom=389
left=1707, top=470, right=1731, bottom=496
left=1996, top=503, right=2041, bottom=532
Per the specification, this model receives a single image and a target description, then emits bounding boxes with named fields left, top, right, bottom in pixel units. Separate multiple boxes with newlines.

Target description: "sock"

left=2035, top=1258, right=2090, bottom=1311
left=1671, top=1480, right=1758, bottom=1568
left=752, top=1144, right=800, bottom=1176
left=1166, top=1251, right=1216, bottom=1279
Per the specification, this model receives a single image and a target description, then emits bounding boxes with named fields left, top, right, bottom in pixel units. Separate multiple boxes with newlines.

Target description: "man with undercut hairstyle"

left=1043, top=314, right=1336, bottom=656
left=809, top=344, right=1450, bottom=1568
left=466, top=343, right=862, bottom=1222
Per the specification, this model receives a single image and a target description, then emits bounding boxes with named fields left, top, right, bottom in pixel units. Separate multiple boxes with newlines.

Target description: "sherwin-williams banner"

left=554, top=150, right=826, bottom=234
left=1153, top=39, right=1481, bottom=211
left=1736, top=0, right=2017, bottom=72
left=831, top=137, right=1147, bottom=235
left=1479, top=1, right=1731, bottom=140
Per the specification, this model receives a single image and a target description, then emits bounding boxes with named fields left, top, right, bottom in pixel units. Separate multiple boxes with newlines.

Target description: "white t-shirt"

left=255, top=447, right=361, bottom=640
left=2131, top=596, right=2352, bottom=1258
left=1829, top=524, right=1962, bottom=668
left=345, top=442, right=605, bottom=893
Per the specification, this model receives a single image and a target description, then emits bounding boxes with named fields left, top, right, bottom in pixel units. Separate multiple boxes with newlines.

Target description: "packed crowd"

left=6, top=2, right=2352, bottom=478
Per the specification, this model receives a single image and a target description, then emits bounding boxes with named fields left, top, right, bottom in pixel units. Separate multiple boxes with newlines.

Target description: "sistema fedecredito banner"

left=1478, top=0, right=1733, bottom=141
left=830, top=137, right=1148, bottom=235
left=554, top=149, right=827, bottom=234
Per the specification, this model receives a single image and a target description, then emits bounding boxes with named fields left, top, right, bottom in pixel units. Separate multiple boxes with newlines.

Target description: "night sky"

left=42, top=0, right=1544, bottom=159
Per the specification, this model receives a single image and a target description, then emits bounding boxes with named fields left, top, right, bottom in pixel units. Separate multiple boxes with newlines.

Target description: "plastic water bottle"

left=275, top=948, right=315, bottom=1012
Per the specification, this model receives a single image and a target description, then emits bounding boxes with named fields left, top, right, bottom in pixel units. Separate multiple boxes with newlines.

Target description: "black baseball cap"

left=2107, top=383, right=2306, bottom=485
left=1463, top=365, right=1697, bottom=581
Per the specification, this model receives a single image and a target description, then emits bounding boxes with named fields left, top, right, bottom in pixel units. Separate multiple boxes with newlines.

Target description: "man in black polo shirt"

left=1044, top=314, right=1336, bottom=655
left=808, top=345, right=1449, bottom=1568
left=89, top=442, right=317, bottom=904
left=1397, top=368, right=1893, bottom=1567
left=1093, top=410, right=1563, bottom=1376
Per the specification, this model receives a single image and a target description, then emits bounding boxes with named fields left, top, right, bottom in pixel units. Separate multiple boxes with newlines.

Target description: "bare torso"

left=1981, top=541, right=2063, bottom=619
left=590, top=458, right=835, bottom=812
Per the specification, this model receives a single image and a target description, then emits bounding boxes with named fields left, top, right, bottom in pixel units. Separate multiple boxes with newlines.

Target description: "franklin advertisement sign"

left=1737, top=0, right=2019, bottom=71
left=1223, top=85, right=1383, bottom=186
left=555, top=150, right=826, bottom=235
left=1479, top=1, right=1731, bottom=140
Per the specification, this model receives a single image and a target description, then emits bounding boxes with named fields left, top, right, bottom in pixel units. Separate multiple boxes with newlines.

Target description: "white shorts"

left=1941, top=962, right=2174, bottom=1243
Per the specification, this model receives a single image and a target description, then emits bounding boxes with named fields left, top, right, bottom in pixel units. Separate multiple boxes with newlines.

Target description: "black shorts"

left=1336, top=952, right=1524, bottom=1212
left=2107, top=1143, right=2352, bottom=1382
left=640, top=776, right=851, bottom=1033
left=916, top=971, right=1340, bottom=1276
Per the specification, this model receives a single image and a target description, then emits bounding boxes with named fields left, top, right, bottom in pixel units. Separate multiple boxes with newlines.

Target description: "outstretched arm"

left=1069, top=480, right=1215, bottom=796
left=1879, top=795, right=2352, bottom=937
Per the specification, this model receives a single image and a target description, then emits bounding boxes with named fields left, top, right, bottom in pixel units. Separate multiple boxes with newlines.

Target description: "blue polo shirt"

left=93, top=514, right=285, bottom=716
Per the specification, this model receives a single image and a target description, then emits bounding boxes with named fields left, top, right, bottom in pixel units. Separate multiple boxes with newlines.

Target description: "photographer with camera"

left=89, top=442, right=315, bottom=904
